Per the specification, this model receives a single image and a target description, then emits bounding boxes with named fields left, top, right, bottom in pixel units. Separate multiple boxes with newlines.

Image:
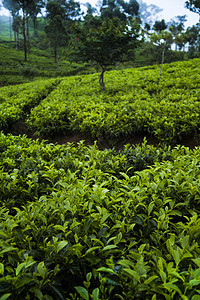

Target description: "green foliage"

left=71, top=16, right=141, bottom=89
left=1, top=133, right=200, bottom=298
left=153, top=19, right=168, bottom=32
left=1, top=58, right=200, bottom=143
left=19, top=64, right=38, bottom=79
left=0, top=78, right=60, bottom=130
left=21, top=58, right=200, bottom=144
left=185, top=0, right=200, bottom=15
left=0, top=43, right=89, bottom=86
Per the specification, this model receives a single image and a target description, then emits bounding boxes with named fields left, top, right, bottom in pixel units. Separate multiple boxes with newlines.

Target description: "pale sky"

left=0, top=0, right=199, bottom=28
left=143, top=0, right=199, bottom=27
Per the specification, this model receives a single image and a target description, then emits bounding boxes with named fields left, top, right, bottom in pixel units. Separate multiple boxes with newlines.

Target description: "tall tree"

left=71, top=16, right=142, bottom=90
left=2, top=0, right=19, bottom=40
left=27, top=0, right=44, bottom=36
left=83, top=2, right=97, bottom=16
left=45, top=0, right=66, bottom=64
left=3, top=0, right=35, bottom=60
left=185, top=23, right=200, bottom=56
left=100, top=0, right=139, bottom=21
left=185, top=0, right=200, bottom=21
left=20, top=0, right=34, bottom=60
left=101, top=0, right=126, bottom=21
left=12, top=14, right=22, bottom=49
left=169, top=15, right=187, bottom=50
left=151, top=31, right=173, bottom=75
left=123, top=0, right=140, bottom=17
left=153, top=19, right=167, bottom=32
left=45, top=0, right=80, bottom=64
left=138, top=0, right=163, bottom=27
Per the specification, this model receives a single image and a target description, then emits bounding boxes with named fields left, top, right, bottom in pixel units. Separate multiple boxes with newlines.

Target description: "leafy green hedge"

left=1, top=132, right=200, bottom=299
left=0, top=78, right=60, bottom=130
left=27, top=58, right=200, bottom=143
left=1, top=58, right=200, bottom=144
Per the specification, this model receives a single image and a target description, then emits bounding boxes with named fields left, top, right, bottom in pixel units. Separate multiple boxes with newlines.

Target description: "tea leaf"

left=85, top=247, right=100, bottom=255
left=144, top=275, right=159, bottom=285
left=30, top=287, right=43, bottom=300
left=75, top=286, right=89, bottom=300
left=57, top=240, right=68, bottom=253
left=16, top=262, right=26, bottom=276
left=92, top=288, right=100, bottom=300
left=192, top=259, right=200, bottom=268
left=0, top=295, right=11, bottom=300
left=102, top=245, right=117, bottom=251
left=192, top=296, right=200, bottom=300
left=0, top=263, right=4, bottom=275
left=124, top=269, right=140, bottom=281
left=97, top=267, right=117, bottom=275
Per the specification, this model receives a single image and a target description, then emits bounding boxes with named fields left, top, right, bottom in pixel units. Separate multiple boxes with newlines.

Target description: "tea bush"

left=1, top=58, right=200, bottom=144
left=1, top=133, right=200, bottom=299
left=0, top=78, right=60, bottom=130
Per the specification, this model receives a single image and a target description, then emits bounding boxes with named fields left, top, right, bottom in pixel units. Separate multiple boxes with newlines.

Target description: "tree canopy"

left=185, top=0, right=200, bottom=18
left=153, top=19, right=167, bottom=32
left=71, top=16, right=142, bottom=90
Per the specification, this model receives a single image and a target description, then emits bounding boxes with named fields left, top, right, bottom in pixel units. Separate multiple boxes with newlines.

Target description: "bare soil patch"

left=5, top=120, right=200, bottom=150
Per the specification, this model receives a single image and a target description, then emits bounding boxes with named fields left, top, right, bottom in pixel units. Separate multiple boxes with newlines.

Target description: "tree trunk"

left=9, top=16, right=12, bottom=40
left=26, top=16, right=30, bottom=54
left=57, top=45, right=60, bottom=71
left=22, top=8, right=27, bottom=61
left=49, top=41, right=51, bottom=58
left=17, top=31, right=19, bottom=50
left=14, top=31, right=18, bottom=50
left=33, top=16, right=37, bottom=36
left=160, top=47, right=165, bottom=76
left=99, top=66, right=106, bottom=90
left=54, top=47, right=57, bottom=63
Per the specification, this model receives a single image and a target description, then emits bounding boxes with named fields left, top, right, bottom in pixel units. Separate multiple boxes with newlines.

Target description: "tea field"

left=1, top=58, right=200, bottom=145
left=1, top=58, right=200, bottom=299
left=0, top=43, right=89, bottom=87
left=1, top=132, right=200, bottom=299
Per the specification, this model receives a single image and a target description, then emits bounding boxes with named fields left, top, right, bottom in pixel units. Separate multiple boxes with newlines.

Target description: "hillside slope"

left=0, top=42, right=90, bottom=86
left=1, top=58, right=200, bottom=148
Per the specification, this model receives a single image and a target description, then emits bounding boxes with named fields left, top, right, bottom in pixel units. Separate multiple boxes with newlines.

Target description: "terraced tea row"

left=1, top=58, right=200, bottom=144
left=0, top=79, right=60, bottom=130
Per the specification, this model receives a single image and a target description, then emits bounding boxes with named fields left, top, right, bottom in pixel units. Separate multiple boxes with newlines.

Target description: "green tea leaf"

left=97, top=267, right=117, bottom=275
left=144, top=275, right=159, bottom=285
left=0, top=294, right=11, bottom=300
left=124, top=269, right=140, bottom=281
left=92, top=288, right=100, bottom=300
left=16, top=262, right=26, bottom=276
left=160, top=270, right=167, bottom=283
left=85, top=247, right=100, bottom=255
left=192, top=259, right=200, bottom=268
left=30, top=287, right=43, bottom=300
left=75, top=286, right=89, bottom=300
left=37, top=262, right=47, bottom=279
left=163, top=282, right=181, bottom=295
left=0, top=263, right=4, bottom=275
left=192, top=296, right=200, bottom=300
left=57, top=240, right=68, bottom=253
left=102, top=245, right=117, bottom=251
left=0, top=247, right=18, bottom=255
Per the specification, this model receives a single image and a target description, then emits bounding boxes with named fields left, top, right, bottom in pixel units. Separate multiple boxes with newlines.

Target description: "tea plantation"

left=1, top=58, right=200, bottom=299
left=0, top=43, right=89, bottom=87
left=1, top=58, right=200, bottom=145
